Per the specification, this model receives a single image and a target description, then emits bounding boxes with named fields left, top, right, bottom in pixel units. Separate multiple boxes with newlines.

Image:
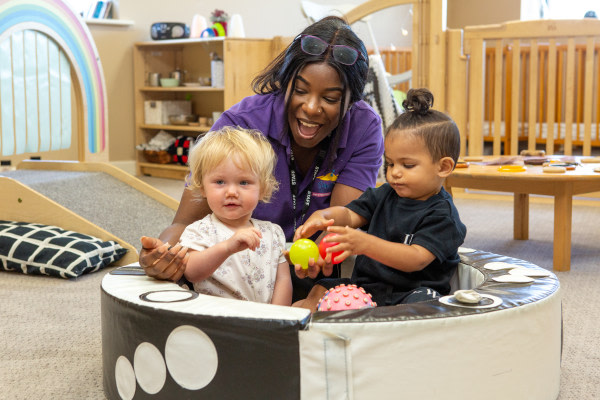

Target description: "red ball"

left=318, top=233, right=343, bottom=263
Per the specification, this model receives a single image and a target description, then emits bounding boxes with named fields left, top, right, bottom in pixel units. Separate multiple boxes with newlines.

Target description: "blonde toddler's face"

left=384, top=133, right=445, bottom=201
left=201, top=154, right=260, bottom=229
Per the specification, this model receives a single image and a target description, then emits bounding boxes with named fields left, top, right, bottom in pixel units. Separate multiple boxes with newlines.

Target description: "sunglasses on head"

left=295, top=34, right=365, bottom=66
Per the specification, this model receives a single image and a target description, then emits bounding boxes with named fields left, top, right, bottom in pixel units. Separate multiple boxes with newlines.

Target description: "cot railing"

left=450, top=19, right=600, bottom=156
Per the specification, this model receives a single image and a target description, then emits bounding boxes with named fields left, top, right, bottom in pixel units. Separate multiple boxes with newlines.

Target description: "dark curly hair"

left=386, top=88, right=461, bottom=165
left=253, top=16, right=368, bottom=103
left=252, top=16, right=369, bottom=152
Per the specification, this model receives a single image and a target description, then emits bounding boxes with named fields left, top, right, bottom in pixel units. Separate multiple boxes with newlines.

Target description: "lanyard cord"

left=289, top=137, right=330, bottom=232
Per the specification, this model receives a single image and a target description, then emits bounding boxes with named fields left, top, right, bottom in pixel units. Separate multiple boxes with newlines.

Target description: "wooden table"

left=446, top=156, right=600, bottom=271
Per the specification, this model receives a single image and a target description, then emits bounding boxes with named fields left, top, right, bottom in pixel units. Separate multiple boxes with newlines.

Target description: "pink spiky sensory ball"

left=317, top=284, right=377, bottom=311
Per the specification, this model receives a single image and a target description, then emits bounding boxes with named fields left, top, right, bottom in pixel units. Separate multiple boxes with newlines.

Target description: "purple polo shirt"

left=212, top=93, right=384, bottom=240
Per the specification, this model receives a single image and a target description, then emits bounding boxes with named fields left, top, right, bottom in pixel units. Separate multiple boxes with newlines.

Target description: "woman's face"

left=286, top=62, right=346, bottom=149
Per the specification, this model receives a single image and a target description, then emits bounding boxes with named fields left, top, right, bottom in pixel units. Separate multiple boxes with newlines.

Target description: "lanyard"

left=289, top=138, right=330, bottom=232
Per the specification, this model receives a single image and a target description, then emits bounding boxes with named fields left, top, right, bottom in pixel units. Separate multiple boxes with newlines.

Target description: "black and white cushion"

left=0, top=221, right=127, bottom=279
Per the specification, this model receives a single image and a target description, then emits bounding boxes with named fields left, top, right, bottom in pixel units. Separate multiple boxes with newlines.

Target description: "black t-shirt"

left=346, top=184, right=467, bottom=302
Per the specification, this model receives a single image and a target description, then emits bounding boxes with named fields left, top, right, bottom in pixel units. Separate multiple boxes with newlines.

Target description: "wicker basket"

left=143, top=150, right=172, bottom=164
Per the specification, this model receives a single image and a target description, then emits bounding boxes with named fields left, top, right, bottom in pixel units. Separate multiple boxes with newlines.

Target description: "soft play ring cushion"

left=101, top=249, right=561, bottom=399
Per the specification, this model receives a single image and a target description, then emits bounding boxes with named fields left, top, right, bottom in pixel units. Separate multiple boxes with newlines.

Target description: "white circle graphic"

left=115, top=356, right=136, bottom=400
left=165, top=325, right=218, bottom=390
left=134, top=342, right=166, bottom=394
left=141, top=290, right=197, bottom=302
left=483, top=261, right=517, bottom=271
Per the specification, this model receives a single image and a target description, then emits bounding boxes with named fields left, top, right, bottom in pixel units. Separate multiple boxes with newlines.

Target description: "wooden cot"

left=376, top=19, right=600, bottom=157
left=480, top=42, right=600, bottom=154
left=449, top=19, right=600, bottom=157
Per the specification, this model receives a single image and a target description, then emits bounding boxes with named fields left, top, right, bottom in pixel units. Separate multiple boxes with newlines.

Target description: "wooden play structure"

left=1, top=161, right=179, bottom=266
left=0, top=0, right=110, bottom=164
left=344, top=0, right=448, bottom=110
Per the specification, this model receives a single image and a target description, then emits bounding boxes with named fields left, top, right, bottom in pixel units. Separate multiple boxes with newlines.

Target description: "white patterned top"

left=180, top=214, right=286, bottom=303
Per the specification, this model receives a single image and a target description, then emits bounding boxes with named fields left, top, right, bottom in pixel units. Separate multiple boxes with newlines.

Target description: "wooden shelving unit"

left=133, top=37, right=280, bottom=179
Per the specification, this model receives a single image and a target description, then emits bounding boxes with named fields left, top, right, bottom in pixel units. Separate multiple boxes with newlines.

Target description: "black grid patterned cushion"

left=0, top=221, right=127, bottom=279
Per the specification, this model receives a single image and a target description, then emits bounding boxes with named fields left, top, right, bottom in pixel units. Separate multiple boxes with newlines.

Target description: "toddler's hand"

left=325, top=226, right=366, bottom=264
left=227, top=227, right=262, bottom=253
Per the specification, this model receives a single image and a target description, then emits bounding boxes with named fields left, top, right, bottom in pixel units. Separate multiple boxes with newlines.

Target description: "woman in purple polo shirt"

left=140, top=16, right=384, bottom=301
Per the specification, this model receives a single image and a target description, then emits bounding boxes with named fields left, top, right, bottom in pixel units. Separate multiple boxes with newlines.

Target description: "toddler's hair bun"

left=402, top=88, right=434, bottom=115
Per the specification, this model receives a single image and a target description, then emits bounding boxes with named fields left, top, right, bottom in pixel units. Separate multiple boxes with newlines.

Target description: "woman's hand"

left=289, top=213, right=337, bottom=279
left=139, top=236, right=189, bottom=281
left=292, top=257, right=321, bottom=279
left=288, top=240, right=335, bottom=280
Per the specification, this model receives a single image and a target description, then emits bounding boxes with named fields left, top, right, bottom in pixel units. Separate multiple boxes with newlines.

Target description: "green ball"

left=289, top=239, right=320, bottom=270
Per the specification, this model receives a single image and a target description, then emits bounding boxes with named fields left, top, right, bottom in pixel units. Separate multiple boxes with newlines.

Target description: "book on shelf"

left=102, top=1, right=113, bottom=18
left=86, top=1, right=113, bottom=19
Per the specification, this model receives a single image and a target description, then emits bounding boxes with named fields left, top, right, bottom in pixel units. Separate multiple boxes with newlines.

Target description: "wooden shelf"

left=133, top=38, right=285, bottom=179
left=138, top=162, right=189, bottom=180
left=140, top=86, right=223, bottom=92
left=140, top=124, right=211, bottom=133
left=134, top=37, right=226, bottom=47
left=85, top=19, right=134, bottom=27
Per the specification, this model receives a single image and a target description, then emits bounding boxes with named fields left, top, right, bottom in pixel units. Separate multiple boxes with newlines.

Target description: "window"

left=546, top=0, right=598, bottom=19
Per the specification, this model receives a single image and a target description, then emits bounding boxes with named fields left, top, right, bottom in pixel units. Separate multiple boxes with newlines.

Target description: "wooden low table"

left=446, top=156, right=600, bottom=271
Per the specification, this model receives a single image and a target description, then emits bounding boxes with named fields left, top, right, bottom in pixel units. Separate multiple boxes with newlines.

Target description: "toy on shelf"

left=317, top=284, right=377, bottom=311
left=200, top=9, right=229, bottom=37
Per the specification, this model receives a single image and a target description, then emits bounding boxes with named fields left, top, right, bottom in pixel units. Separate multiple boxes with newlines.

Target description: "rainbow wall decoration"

left=0, top=0, right=108, bottom=155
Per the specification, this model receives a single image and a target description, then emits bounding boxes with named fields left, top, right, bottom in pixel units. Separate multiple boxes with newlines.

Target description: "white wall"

left=120, top=0, right=410, bottom=48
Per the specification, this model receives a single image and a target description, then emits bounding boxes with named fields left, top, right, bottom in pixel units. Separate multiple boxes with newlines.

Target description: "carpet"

left=453, top=194, right=600, bottom=399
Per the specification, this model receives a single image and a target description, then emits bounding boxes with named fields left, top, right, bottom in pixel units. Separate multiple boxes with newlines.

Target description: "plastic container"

left=160, top=78, right=180, bottom=87
left=210, top=53, right=224, bottom=88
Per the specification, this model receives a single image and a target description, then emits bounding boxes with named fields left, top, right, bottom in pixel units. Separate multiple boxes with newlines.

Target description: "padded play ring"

left=101, top=249, right=561, bottom=399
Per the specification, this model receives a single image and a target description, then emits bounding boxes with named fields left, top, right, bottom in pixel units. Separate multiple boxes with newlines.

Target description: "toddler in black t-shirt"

left=292, top=88, right=467, bottom=310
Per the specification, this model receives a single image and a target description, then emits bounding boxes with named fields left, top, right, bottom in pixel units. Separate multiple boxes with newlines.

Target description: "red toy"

left=318, top=233, right=343, bottom=263
left=317, top=284, right=377, bottom=311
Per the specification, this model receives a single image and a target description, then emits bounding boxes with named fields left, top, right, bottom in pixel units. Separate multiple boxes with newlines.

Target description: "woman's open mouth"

left=296, top=119, right=321, bottom=140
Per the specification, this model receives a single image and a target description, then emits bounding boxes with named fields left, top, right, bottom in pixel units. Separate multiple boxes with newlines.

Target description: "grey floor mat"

left=1, top=169, right=176, bottom=251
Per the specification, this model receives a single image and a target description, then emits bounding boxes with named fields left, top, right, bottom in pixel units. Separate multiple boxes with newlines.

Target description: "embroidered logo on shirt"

left=313, top=172, right=338, bottom=197
left=317, top=172, right=338, bottom=182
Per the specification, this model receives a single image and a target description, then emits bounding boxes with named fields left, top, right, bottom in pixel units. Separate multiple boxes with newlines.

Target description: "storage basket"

left=143, top=150, right=172, bottom=164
